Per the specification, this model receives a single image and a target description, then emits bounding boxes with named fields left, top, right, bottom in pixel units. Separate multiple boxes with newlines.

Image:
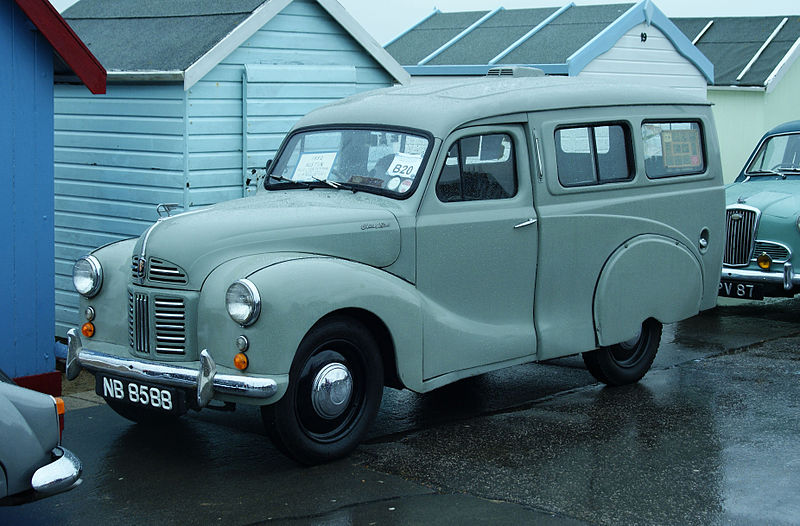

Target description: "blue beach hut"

left=2, top=0, right=104, bottom=392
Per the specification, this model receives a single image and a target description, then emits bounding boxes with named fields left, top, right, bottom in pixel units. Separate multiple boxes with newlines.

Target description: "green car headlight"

left=226, top=279, right=261, bottom=327
left=72, top=255, right=103, bottom=297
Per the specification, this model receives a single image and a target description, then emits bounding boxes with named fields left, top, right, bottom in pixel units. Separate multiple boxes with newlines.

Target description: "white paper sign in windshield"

left=386, top=153, right=423, bottom=178
left=293, top=152, right=337, bottom=181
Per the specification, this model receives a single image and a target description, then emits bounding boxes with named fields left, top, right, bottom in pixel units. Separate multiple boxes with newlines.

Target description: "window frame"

left=435, top=132, right=519, bottom=203
left=264, top=124, right=435, bottom=200
left=641, top=119, right=707, bottom=180
left=554, top=122, right=635, bottom=188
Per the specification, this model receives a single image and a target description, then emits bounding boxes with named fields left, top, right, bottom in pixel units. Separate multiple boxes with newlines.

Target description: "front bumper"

left=65, top=329, right=279, bottom=407
left=721, top=261, right=800, bottom=291
left=31, top=447, right=81, bottom=496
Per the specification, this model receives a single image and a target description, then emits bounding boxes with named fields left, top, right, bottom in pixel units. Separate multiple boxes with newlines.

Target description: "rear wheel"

left=582, top=318, right=662, bottom=386
left=261, top=316, right=383, bottom=465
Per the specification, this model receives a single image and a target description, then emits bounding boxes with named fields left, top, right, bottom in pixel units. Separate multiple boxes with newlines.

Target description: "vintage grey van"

left=66, top=76, right=724, bottom=464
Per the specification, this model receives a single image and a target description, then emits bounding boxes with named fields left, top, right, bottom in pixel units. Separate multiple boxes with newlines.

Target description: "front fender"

left=198, top=255, right=423, bottom=391
left=78, top=238, right=138, bottom=346
left=594, top=235, right=703, bottom=346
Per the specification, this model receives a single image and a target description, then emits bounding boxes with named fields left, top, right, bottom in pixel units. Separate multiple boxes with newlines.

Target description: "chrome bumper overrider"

left=32, top=447, right=82, bottom=495
left=65, top=329, right=278, bottom=407
left=721, top=262, right=800, bottom=290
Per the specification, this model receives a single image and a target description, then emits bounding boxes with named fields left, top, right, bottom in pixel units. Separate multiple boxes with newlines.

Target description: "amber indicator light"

left=55, top=397, right=66, bottom=439
left=757, top=253, right=771, bottom=270
left=81, top=322, right=95, bottom=337
left=234, top=352, right=249, bottom=370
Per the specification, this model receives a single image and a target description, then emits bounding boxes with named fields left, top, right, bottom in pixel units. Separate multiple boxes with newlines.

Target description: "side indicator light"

left=234, top=352, right=249, bottom=371
left=81, top=322, right=95, bottom=338
left=55, top=397, right=66, bottom=440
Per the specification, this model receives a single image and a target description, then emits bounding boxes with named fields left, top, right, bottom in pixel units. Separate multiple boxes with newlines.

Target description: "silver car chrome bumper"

left=721, top=262, right=800, bottom=290
left=31, top=447, right=82, bottom=495
left=66, top=329, right=278, bottom=407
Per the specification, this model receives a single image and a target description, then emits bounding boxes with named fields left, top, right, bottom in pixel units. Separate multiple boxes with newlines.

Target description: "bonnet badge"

left=137, top=256, right=147, bottom=278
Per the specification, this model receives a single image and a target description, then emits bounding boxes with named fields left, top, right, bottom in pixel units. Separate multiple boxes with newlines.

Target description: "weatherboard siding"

left=577, top=23, right=707, bottom=98
left=54, top=83, right=187, bottom=336
left=187, top=0, right=392, bottom=201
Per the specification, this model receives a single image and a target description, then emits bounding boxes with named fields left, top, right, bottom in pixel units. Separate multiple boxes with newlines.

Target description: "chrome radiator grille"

left=753, top=241, right=791, bottom=263
left=153, top=297, right=186, bottom=354
left=149, top=258, right=188, bottom=285
left=723, top=207, right=759, bottom=266
left=131, top=256, right=188, bottom=286
left=128, top=291, right=187, bottom=355
left=129, top=292, right=150, bottom=353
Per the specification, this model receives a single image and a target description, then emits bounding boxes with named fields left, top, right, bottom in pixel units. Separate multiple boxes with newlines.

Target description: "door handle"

left=514, top=218, right=537, bottom=229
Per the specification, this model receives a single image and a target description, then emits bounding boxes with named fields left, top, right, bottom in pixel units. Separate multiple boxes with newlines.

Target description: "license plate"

left=718, top=280, right=764, bottom=300
left=96, top=375, right=185, bottom=414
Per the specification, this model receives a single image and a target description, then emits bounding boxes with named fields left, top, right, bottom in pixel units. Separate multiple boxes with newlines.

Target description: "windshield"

left=746, top=132, right=800, bottom=176
left=267, top=128, right=432, bottom=197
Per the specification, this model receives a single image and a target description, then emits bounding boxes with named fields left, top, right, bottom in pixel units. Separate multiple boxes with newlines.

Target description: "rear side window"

left=436, top=133, right=517, bottom=202
left=555, top=124, right=633, bottom=187
left=642, top=121, right=705, bottom=178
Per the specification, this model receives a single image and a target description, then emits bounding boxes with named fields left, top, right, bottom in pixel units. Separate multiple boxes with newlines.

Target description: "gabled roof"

left=61, top=0, right=409, bottom=89
left=672, top=16, right=800, bottom=91
left=386, top=0, right=712, bottom=82
left=14, top=0, right=105, bottom=93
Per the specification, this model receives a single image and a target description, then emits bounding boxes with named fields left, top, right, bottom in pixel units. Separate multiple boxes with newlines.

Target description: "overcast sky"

left=50, top=0, right=800, bottom=45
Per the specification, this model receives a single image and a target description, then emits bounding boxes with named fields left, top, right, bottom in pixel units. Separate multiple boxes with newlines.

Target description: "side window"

left=436, top=133, right=517, bottom=202
left=555, top=124, right=633, bottom=187
left=642, top=121, right=705, bottom=178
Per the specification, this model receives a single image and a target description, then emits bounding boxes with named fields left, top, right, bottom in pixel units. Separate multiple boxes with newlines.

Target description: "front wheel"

left=261, top=316, right=383, bottom=465
left=582, top=318, right=662, bottom=386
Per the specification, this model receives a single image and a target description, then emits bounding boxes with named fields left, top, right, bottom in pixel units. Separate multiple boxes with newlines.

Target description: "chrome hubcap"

left=311, top=363, right=353, bottom=419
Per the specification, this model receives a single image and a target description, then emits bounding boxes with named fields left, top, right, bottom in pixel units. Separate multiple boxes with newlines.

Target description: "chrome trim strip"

left=721, top=267, right=800, bottom=287
left=66, top=329, right=277, bottom=400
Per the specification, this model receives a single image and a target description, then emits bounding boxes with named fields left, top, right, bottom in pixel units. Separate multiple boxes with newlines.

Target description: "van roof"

left=295, top=76, right=710, bottom=138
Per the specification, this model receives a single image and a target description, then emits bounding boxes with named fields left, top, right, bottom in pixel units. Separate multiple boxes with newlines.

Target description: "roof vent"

left=487, top=66, right=545, bottom=77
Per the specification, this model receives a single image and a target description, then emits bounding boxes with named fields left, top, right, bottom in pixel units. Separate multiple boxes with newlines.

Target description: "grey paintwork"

left=68, top=76, right=723, bottom=403
left=299, top=77, right=707, bottom=141
left=0, top=374, right=81, bottom=501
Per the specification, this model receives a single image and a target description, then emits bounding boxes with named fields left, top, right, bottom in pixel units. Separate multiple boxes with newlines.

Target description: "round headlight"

left=226, top=279, right=261, bottom=327
left=73, top=255, right=103, bottom=297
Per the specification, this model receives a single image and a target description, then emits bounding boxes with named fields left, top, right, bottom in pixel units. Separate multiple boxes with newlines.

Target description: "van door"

left=416, top=125, right=538, bottom=380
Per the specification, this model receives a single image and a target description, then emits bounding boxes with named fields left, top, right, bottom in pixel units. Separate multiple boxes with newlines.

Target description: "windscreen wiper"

left=265, top=174, right=311, bottom=189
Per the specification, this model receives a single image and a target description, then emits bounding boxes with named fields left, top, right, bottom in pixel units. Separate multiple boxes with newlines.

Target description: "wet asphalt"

left=2, top=298, right=799, bottom=525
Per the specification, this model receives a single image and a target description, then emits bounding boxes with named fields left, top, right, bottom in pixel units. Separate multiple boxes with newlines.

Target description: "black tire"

left=105, top=398, right=182, bottom=426
left=261, top=316, right=384, bottom=465
left=582, top=318, right=662, bottom=386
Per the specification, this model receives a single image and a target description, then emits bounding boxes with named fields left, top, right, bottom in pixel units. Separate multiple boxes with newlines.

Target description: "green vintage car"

left=720, top=121, right=800, bottom=300
left=67, top=75, right=724, bottom=464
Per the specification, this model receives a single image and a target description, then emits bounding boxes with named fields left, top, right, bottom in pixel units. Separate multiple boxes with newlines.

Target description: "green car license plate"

left=718, top=280, right=764, bottom=300
left=96, top=374, right=185, bottom=414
